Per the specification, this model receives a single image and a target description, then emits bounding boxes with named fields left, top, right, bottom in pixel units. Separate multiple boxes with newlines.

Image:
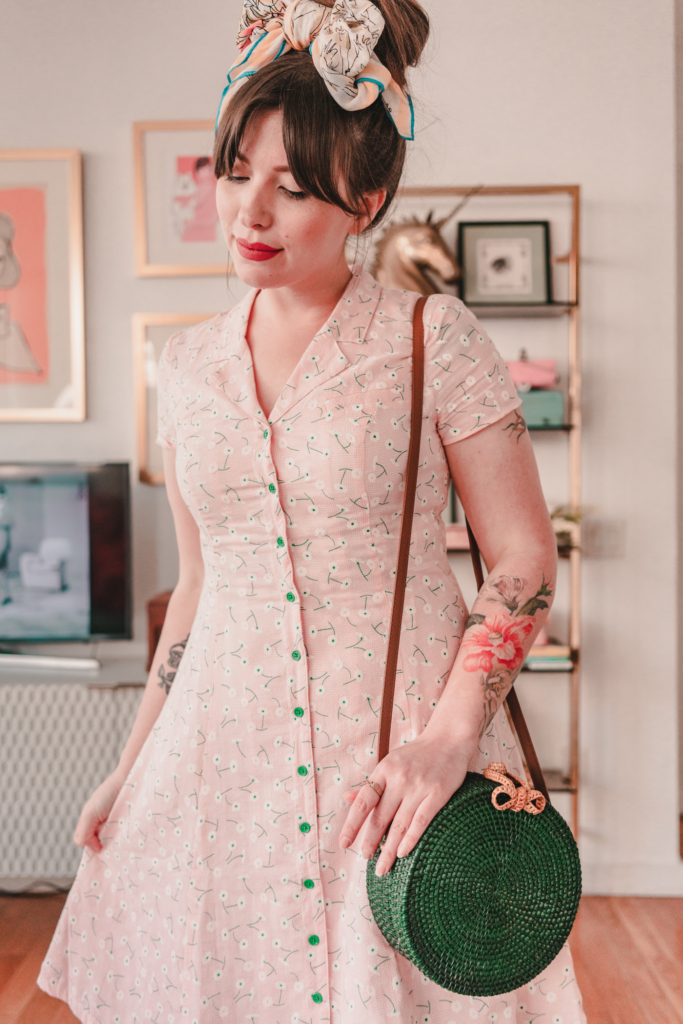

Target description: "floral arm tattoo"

left=157, top=635, right=189, bottom=695
left=460, top=574, right=553, bottom=738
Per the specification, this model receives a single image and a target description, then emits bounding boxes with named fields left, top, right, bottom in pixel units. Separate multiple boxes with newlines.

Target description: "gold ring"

left=360, top=778, right=384, bottom=798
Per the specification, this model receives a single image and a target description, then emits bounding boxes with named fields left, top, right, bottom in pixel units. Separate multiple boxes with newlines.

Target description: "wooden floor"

left=0, top=894, right=682, bottom=1022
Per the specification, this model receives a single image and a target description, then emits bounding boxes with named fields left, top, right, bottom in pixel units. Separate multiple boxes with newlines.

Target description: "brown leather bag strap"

left=378, top=296, right=426, bottom=763
left=379, top=294, right=550, bottom=805
left=466, top=515, right=550, bottom=802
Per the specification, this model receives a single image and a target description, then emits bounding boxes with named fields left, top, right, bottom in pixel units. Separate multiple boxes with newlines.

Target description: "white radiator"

left=0, top=680, right=143, bottom=884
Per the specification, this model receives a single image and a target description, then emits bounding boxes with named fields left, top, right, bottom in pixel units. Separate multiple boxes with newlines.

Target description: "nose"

left=238, top=181, right=272, bottom=232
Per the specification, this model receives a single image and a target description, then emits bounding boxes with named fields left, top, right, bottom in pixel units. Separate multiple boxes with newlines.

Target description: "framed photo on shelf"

left=133, top=121, right=229, bottom=277
left=458, top=221, right=552, bottom=306
left=133, top=313, right=214, bottom=484
left=0, top=148, right=85, bottom=421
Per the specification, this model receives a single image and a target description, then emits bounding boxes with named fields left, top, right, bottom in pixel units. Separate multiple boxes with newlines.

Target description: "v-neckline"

left=209, top=265, right=384, bottom=425
left=241, top=270, right=359, bottom=423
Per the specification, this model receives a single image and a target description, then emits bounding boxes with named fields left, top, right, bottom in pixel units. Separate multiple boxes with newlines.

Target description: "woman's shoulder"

left=358, top=276, right=521, bottom=441
left=158, top=307, right=241, bottom=375
left=366, top=273, right=490, bottom=341
left=421, top=292, right=488, bottom=338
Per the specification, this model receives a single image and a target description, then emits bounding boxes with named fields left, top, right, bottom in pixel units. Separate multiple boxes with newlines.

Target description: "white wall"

left=1, top=0, right=679, bottom=894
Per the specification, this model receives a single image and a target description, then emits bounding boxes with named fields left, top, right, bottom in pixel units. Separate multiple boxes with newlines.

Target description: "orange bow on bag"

left=483, top=762, right=546, bottom=815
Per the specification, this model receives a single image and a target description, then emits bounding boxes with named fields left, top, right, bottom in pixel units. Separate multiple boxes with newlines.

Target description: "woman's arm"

left=73, top=448, right=204, bottom=852
left=423, top=407, right=557, bottom=751
left=112, top=447, right=204, bottom=783
left=339, top=408, right=557, bottom=873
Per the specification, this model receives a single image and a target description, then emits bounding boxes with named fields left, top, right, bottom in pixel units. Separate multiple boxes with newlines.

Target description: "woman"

left=39, top=1, right=587, bottom=1021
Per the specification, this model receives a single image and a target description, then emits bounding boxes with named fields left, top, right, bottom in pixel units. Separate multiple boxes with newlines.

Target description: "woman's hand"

left=339, top=734, right=474, bottom=876
left=73, top=772, right=125, bottom=854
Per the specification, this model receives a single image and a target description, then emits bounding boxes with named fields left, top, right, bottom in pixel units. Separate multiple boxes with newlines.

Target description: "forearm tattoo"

left=503, top=410, right=528, bottom=443
left=157, top=635, right=189, bottom=694
left=462, top=575, right=553, bottom=738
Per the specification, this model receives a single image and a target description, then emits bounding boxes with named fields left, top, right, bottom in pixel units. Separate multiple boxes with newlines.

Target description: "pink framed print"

left=133, top=121, right=229, bottom=277
left=0, top=149, right=85, bottom=421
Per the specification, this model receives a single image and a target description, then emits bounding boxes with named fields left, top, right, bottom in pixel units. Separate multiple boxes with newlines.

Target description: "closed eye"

left=280, top=186, right=308, bottom=201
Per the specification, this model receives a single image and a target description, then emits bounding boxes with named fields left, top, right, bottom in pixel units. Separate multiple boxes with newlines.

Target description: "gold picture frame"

left=0, top=148, right=85, bottom=421
left=133, top=313, right=214, bottom=484
left=133, top=121, right=229, bottom=277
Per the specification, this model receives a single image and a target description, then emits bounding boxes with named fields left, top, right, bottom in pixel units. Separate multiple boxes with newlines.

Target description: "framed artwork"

left=133, top=313, right=214, bottom=484
left=365, top=188, right=575, bottom=305
left=133, top=121, right=229, bottom=277
left=0, top=149, right=85, bottom=421
left=458, top=221, right=552, bottom=306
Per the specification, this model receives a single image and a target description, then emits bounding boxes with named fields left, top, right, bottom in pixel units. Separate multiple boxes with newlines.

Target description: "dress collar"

left=208, top=265, right=384, bottom=425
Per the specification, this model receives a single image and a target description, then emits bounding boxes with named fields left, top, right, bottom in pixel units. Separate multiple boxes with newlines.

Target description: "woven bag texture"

left=366, top=771, right=582, bottom=996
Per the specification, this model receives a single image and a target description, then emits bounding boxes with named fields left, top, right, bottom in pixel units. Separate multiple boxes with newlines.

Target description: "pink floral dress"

left=38, top=267, right=586, bottom=1024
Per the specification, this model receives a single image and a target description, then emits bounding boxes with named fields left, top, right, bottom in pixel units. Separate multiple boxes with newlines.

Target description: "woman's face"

left=215, top=109, right=368, bottom=291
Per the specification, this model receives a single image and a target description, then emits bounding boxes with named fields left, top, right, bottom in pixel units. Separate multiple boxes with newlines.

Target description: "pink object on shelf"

left=508, top=358, right=558, bottom=390
left=446, top=523, right=470, bottom=550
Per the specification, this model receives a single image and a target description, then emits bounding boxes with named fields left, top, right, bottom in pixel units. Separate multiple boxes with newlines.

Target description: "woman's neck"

left=244, top=252, right=356, bottom=419
left=252, top=250, right=353, bottom=329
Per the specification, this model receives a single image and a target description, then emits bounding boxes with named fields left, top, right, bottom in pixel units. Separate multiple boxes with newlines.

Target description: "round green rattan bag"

left=366, top=769, right=582, bottom=997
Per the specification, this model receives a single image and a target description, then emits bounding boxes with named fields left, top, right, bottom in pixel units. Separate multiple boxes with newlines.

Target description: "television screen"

left=0, top=463, right=131, bottom=642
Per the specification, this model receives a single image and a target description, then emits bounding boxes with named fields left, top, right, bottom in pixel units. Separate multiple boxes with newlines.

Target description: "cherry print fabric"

left=38, top=267, right=586, bottom=1024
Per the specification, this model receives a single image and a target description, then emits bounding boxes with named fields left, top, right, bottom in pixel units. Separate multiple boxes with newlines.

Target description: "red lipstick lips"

left=235, top=238, right=283, bottom=261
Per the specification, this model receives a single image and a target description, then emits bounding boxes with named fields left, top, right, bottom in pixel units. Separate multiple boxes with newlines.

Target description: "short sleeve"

left=423, top=295, right=522, bottom=445
left=155, top=334, right=179, bottom=450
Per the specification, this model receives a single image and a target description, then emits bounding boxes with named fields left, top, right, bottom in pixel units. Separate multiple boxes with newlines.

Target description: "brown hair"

left=213, top=0, right=429, bottom=230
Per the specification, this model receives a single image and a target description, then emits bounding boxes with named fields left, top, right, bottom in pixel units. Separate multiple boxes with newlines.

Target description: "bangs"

left=213, top=52, right=404, bottom=227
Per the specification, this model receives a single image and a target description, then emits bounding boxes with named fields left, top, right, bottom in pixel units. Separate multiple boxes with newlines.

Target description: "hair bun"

left=371, top=0, right=429, bottom=90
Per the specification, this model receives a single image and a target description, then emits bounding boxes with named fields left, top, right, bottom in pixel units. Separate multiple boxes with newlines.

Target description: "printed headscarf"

left=217, top=0, right=414, bottom=140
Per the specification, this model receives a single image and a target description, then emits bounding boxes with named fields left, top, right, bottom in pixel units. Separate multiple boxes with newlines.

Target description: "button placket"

left=266, top=413, right=331, bottom=1016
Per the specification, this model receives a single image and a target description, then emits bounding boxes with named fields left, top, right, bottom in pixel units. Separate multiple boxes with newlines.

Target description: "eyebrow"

left=236, top=151, right=291, bottom=173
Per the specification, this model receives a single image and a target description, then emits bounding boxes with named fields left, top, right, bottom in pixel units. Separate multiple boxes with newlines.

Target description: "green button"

left=297, top=765, right=308, bottom=776
left=303, top=879, right=314, bottom=889
left=308, top=934, right=320, bottom=946
left=294, top=706, right=304, bottom=718
left=276, top=536, right=284, bottom=547
left=311, top=992, right=323, bottom=1004
left=263, top=429, right=268, bottom=438
left=291, top=650, right=301, bottom=661
left=300, top=822, right=311, bottom=834
left=269, top=482, right=276, bottom=493
left=286, top=591, right=295, bottom=602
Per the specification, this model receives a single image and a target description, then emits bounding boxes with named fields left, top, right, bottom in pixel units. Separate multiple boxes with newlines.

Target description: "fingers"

left=74, top=826, right=101, bottom=852
left=74, top=830, right=102, bottom=853
left=73, top=812, right=103, bottom=853
left=340, top=777, right=438, bottom=874
left=364, top=796, right=422, bottom=875
left=339, top=782, right=385, bottom=850
left=375, top=796, right=437, bottom=875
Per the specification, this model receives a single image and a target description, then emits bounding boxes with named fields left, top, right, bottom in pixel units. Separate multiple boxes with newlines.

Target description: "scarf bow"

left=217, top=0, right=414, bottom=140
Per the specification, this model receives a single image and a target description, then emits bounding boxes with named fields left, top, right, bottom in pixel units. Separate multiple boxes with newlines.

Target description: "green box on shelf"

left=521, top=389, right=564, bottom=428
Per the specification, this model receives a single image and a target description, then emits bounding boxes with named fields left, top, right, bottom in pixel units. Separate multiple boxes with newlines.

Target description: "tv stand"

left=0, top=652, right=101, bottom=672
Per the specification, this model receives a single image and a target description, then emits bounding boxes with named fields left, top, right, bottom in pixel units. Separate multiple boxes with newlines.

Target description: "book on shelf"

left=445, top=523, right=470, bottom=550
left=524, top=644, right=573, bottom=671
left=528, top=644, right=571, bottom=659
